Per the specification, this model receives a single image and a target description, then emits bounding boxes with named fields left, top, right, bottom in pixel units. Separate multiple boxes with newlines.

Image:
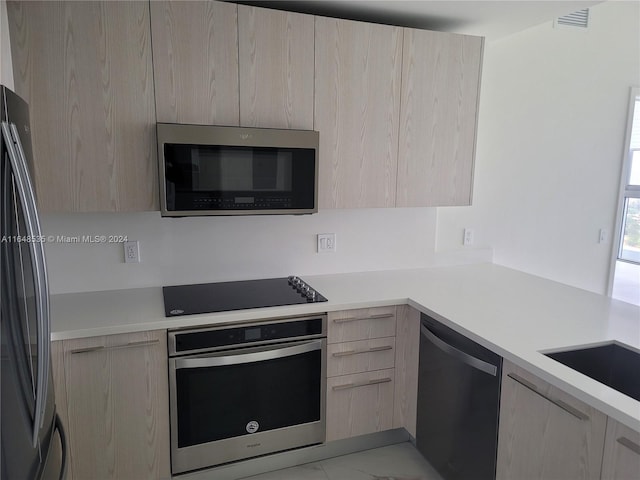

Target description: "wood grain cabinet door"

left=396, top=29, right=483, bottom=207
left=601, top=418, right=640, bottom=480
left=150, top=0, right=240, bottom=126
left=238, top=5, right=314, bottom=129
left=314, top=17, right=402, bottom=209
left=8, top=0, right=158, bottom=212
left=62, top=331, right=170, bottom=480
left=496, top=361, right=607, bottom=480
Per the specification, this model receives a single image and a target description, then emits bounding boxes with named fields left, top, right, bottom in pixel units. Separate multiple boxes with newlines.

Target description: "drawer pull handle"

left=617, top=436, right=640, bottom=455
left=332, top=377, right=392, bottom=391
left=332, top=345, right=393, bottom=357
left=116, top=339, right=160, bottom=349
left=333, top=313, right=394, bottom=324
left=70, top=345, right=105, bottom=355
left=507, top=373, right=589, bottom=421
left=70, top=339, right=159, bottom=354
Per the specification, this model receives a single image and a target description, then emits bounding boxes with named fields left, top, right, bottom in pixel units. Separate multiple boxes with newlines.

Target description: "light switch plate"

left=317, top=233, right=336, bottom=253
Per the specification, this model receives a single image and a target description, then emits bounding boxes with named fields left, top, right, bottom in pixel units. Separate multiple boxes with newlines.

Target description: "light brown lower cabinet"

left=497, top=360, right=607, bottom=480
left=327, top=337, right=396, bottom=377
left=327, top=306, right=397, bottom=344
left=392, top=305, right=420, bottom=438
left=325, top=307, right=398, bottom=442
left=53, top=330, right=170, bottom=480
left=601, top=418, right=640, bottom=479
left=326, top=369, right=395, bottom=442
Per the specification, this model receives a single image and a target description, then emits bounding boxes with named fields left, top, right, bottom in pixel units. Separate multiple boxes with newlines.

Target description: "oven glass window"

left=175, top=349, right=321, bottom=448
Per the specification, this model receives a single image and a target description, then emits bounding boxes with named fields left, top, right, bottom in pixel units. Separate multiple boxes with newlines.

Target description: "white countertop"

left=50, top=263, right=640, bottom=432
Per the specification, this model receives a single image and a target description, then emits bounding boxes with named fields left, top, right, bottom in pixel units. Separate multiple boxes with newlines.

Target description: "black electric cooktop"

left=162, top=276, right=328, bottom=317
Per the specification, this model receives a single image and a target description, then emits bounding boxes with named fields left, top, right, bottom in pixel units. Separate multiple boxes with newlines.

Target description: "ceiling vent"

left=555, top=8, right=590, bottom=28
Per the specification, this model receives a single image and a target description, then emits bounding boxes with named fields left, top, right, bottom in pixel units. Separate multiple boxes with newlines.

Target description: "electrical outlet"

left=317, top=233, right=336, bottom=253
left=123, top=241, right=140, bottom=263
left=599, top=229, right=608, bottom=244
left=463, top=228, right=474, bottom=246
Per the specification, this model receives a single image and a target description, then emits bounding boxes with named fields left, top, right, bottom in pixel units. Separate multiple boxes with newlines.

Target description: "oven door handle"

left=174, top=339, right=323, bottom=369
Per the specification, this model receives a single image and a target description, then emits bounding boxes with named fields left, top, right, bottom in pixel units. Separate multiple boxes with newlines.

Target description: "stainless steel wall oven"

left=168, top=315, right=327, bottom=475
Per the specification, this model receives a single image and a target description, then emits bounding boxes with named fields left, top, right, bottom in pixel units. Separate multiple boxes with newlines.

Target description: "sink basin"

left=544, top=342, right=640, bottom=401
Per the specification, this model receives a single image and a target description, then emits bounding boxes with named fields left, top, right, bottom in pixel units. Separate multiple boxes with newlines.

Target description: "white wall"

left=42, top=209, right=441, bottom=294
left=436, top=0, right=640, bottom=294
left=0, top=0, right=13, bottom=88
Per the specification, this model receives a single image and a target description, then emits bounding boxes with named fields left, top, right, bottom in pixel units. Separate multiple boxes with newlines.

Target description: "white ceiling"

left=234, top=1, right=602, bottom=40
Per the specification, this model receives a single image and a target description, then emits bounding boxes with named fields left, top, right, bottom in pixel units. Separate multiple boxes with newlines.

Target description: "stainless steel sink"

left=544, top=342, right=640, bottom=401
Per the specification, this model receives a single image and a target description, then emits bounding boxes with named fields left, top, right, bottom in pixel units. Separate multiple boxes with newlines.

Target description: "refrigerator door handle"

left=420, top=321, right=498, bottom=376
left=1, top=121, right=50, bottom=447
left=55, top=414, right=68, bottom=480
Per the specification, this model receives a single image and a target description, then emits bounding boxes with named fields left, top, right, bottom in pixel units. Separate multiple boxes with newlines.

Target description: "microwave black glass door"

left=164, top=145, right=315, bottom=212
left=175, top=349, right=321, bottom=448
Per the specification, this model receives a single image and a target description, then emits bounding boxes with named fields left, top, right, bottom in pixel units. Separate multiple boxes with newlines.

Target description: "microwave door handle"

left=175, top=339, right=323, bottom=369
left=420, top=322, right=498, bottom=377
left=2, top=122, right=50, bottom=445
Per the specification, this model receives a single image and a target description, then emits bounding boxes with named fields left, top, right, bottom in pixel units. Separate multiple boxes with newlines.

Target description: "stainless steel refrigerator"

left=1, top=85, right=67, bottom=479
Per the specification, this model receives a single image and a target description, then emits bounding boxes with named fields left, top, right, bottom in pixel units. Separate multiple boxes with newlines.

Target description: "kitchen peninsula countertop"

left=50, top=263, right=640, bottom=431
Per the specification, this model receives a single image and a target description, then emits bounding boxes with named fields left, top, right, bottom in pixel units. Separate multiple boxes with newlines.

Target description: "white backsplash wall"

left=41, top=208, right=438, bottom=294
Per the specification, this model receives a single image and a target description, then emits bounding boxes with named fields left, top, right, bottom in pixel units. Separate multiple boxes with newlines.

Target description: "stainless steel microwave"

left=157, top=124, right=319, bottom=216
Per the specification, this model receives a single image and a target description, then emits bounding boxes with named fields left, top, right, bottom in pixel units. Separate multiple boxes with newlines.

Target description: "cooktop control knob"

left=287, top=276, right=323, bottom=302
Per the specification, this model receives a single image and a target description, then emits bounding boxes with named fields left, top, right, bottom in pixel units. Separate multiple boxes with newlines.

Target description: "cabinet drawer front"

left=326, top=369, right=395, bottom=442
left=327, top=337, right=395, bottom=377
left=328, top=307, right=396, bottom=343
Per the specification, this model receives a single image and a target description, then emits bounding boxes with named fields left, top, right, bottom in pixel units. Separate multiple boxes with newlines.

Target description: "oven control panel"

left=168, top=315, right=327, bottom=356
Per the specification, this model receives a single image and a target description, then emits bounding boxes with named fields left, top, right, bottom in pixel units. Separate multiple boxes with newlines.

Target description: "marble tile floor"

left=240, top=442, right=444, bottom=480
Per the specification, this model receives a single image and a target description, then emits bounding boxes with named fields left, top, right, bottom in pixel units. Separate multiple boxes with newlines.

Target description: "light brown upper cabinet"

left=150, top=0, right=240, bottom=126
left=314, top=17, right=403, bottom=209
left=396, top=30, right=483, bottom=207
left=238, top=5, right=314, bottom=129
left=8, top=1, right=158, bottom=212
left=8, top=0, right=483, bottom=212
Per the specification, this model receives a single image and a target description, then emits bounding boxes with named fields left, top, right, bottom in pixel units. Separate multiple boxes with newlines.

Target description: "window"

left=610, top=88, right=640, bottom=305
